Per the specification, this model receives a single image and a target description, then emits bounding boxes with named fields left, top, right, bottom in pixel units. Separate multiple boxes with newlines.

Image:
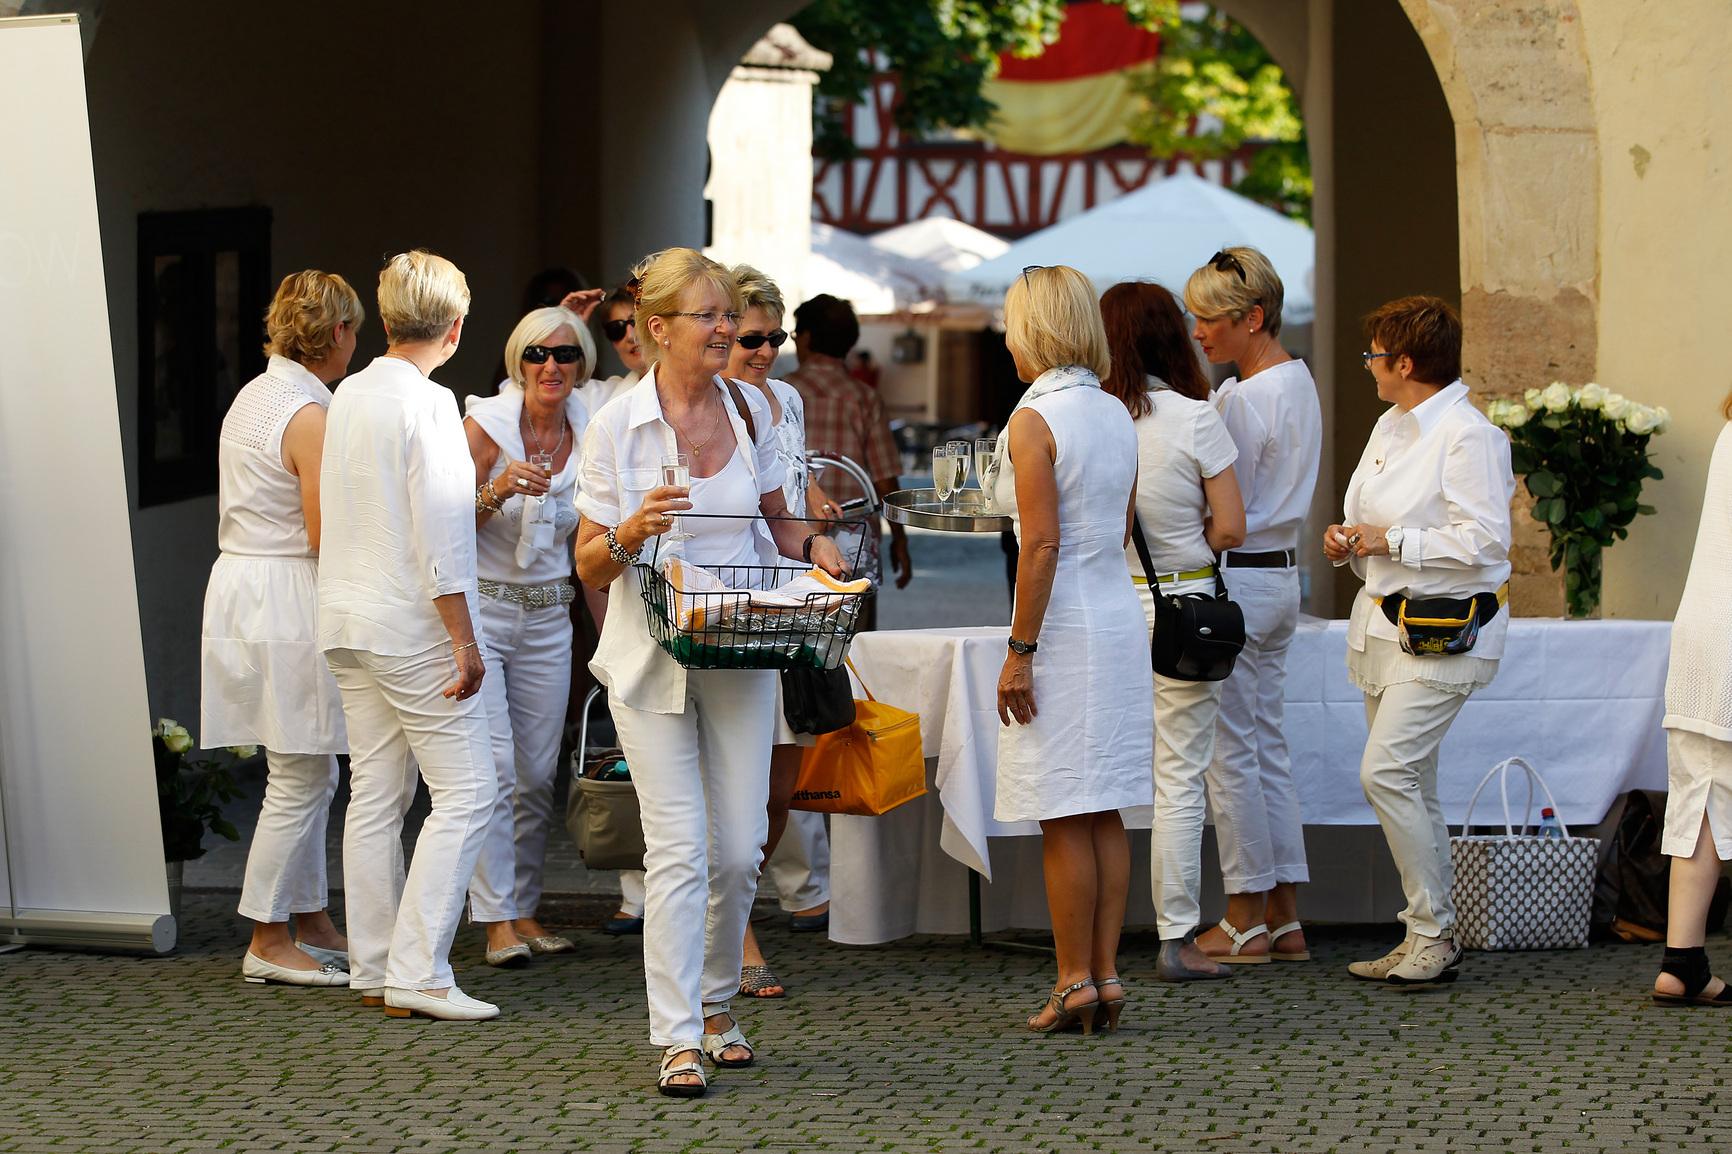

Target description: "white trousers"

left=617, top=787, right=830, bottom=920
left=1360, top=679, right=1471, bottom=939
left=610, top=668, right=776, bottom=1049
left=237, top=751, right=340, bottom=924
left=1138, top=582, right=1226, bottom=940
left=328, top=644, right=495, bottom=991
left=1207, top=566, right=1308, bottom=892
left=468, top=597, right=573, bottom=922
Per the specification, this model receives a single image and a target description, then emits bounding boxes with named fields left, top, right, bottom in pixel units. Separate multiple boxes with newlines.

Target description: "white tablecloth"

left=829, top=616, right=1670, bottom=944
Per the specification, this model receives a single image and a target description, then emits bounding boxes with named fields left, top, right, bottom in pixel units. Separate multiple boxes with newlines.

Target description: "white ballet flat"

left=382, top=985, right=500, bottom=1021
left=297, top=943, right=349, bottom=969
left=241, top=952, right=350, bottom=987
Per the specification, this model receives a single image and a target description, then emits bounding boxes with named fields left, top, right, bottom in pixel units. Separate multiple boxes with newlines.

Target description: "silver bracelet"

left=605, top=526, right=639, bottom=566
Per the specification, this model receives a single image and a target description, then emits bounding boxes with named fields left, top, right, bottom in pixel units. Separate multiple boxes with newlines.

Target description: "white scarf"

left=990, top=363, right=1103, bottom=479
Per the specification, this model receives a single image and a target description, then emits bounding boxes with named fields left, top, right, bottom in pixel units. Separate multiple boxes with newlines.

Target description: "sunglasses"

left=602, top=317, right=635, bottom=342
left=1209, top=250, right=1248, bottom=283
left=1020, top=264, right=1046, bottom=292
left=737, top=329, right=788, bottom=351
left=522, top=344, right=584, bottom=365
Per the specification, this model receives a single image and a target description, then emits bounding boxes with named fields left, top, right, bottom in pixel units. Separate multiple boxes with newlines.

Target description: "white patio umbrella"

left=870, top=217, right=1010, bottom=275
left=944, top=170, right=1315, bottom=323
left=807, top=222, right=939, bottom=315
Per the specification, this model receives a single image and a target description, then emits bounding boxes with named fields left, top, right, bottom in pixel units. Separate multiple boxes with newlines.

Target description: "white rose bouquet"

left=1484, top=382, right=1669, bottom=617
left=153, top=717, right=257, bottom=861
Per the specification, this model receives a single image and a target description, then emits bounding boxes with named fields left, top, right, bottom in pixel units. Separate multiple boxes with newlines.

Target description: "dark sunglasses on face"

left=736, top=329, right=788, bottom=351
left=522, top=344, right=583, bottom=365
left=602, top=317, right=635, bottom=342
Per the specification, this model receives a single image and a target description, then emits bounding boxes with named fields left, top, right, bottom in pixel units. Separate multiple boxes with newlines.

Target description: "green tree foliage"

left=1126, top=5, right=1311, bottom=221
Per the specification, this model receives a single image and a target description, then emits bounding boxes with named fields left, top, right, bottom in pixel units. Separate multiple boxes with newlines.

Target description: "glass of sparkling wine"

left=932, top=445, right=955, bottom=510
left=946, top=440, right=972, bottom=512
left=975, top=435, right=999, bottom=512
left=661, top=451, right=693, bottom=542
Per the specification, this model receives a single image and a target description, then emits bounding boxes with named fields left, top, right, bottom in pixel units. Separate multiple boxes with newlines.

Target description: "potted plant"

left=1485, top=383, right=1670, bottom=618
left=153, top=718, right=250, bottom=929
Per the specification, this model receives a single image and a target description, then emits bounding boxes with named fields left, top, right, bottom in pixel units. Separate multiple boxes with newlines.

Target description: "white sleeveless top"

left=465, top=385, right=587, bottom=586
left=216, top=355, right=330, bottom=557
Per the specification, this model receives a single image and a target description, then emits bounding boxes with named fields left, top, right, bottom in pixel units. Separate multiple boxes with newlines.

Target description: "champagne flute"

left=932, top=445, right=954, bottom=510
left=947, top=440, right=972, bottom=511
left=661, top=451, right=693, bottom=543
left=975, top=435, right=999, bottom=513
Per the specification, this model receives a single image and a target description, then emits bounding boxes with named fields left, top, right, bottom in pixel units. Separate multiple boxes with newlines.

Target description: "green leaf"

left=1530, top=498, right=1553, bottom=524
left=1526, top=471, right=1561, bottom=499
left=1546, top=500, right=1567, bottom=525
left=1579, top=507, right=1603, bottom=530
left=1637, top=504, right=1657, bottom=516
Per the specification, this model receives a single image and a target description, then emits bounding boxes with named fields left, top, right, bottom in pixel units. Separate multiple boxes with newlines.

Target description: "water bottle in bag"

left=1538, top=807, right=1564, bottom=839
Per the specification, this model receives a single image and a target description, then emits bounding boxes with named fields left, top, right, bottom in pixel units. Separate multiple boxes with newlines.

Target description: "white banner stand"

left=0, top=14, right=174, bottom=953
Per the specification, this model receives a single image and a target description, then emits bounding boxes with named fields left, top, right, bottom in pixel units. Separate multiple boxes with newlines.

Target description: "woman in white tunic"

left=723, top=264, right=840, bottom=999
left=1654, top=392, right=1732, bottom=1006
left=575, top=248, right=848, bottom=1097
left=992, top=265, right=1153, bottom=1035
left=464, top=306, right=593, bottom=965
left=1327, top=297, right=1513, bottom=986
left=201, top=270, right=360, bottom=988
left=1099, top=281, right=1245, bottom=982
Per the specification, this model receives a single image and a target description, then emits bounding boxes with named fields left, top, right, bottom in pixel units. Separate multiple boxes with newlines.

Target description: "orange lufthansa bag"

left=790, top=659, right=926, bottom=816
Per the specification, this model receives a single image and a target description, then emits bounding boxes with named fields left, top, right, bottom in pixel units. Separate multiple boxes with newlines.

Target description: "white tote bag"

left=1450, top=757, right=1599, bottom=951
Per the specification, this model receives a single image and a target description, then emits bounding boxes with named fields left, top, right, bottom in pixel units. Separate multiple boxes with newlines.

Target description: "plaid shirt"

left=785, top=353, right=901, bottom=507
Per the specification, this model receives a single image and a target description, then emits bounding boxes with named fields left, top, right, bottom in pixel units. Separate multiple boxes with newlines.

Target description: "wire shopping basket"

left=635, top=513, right=875, bottom=671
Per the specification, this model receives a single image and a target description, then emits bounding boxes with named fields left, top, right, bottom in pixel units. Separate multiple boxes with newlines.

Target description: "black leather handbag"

left=1131, top=517, right=1246, bottom=682
left=781, top=666, right=856, bottom=735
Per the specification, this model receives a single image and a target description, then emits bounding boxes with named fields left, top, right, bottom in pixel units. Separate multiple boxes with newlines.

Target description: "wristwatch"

left=1007, top=637, right=1038, bottom=655
left=1386, top=526, right=1405, bottom=561
left=605, top=526, right=639, bottom=566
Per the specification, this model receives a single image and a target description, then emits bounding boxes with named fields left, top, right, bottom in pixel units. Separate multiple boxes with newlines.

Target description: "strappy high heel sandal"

left=701, top=1016, right=756, bottom=1068
left=1654, top=946, right=1732, bottom=1007
left=1026, top=978, right=1097, bottom=1035
left=657, top=1047, right=707, bottom=1098
left=1093, top=977, right=1127, bottom=1033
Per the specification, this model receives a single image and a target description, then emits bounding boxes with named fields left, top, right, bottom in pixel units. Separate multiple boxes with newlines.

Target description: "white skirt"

left=200, top=554, right=346, bottom=753
left=1662, top=727, right=1732, bottom=860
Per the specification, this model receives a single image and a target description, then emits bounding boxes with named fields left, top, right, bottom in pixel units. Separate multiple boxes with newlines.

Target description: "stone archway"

left=1399, top=0, right=1599, bottom=614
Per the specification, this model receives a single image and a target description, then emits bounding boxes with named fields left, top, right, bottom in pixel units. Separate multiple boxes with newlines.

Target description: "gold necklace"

left=667, top=395, right=724, bottom=452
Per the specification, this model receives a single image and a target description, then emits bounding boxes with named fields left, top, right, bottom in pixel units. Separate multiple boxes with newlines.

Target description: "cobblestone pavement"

left=4, top=889, right=1731, bottom=1154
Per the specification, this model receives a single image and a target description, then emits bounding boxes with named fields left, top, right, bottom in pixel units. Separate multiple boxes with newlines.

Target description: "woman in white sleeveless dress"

left=200, top=270, right=361, bottom=987
left=992, top=266, right=1153, bottom=1035
left=464, top=306, right=592, bottom=965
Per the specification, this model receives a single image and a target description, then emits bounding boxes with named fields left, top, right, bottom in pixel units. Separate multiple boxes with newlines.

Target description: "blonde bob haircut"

left=631, top=247, right=741, bottom=367
left=263, top=270, right=363, bottom=365
left=1003, top=265, right=1111, bottom=380
left=732, top=264, right=786, bottom=325
left=1183, top=245, right=1285, bottom=335
left=503, top=306, right=595, bottom=387
left=378, top=249, right=471, bottom=344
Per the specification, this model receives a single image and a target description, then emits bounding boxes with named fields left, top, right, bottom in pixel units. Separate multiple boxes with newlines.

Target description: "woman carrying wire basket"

left=574, top=247, right=856, bottom=1099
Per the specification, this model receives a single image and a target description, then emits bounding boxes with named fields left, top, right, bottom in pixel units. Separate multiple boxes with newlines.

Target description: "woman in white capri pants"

left=574, top=247, right=848, bottom=1098
left=1654, top=392, right=1731, bottom=1006
left=318, top=250, right=497, bottom=1021
left=1185, top=247, right=1321, bottom=965
left=201, top=270, right=361, bottom=987
left=1327, top=296, right=1513, bottom=985
left=465, top=306, right=593, bottom=965
left=1099, top=281, right=1245, bottom=982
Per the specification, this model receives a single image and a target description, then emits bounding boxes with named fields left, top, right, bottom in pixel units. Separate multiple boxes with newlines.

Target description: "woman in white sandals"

left=201, top=270, right=360, bottom=988
left=574, top=248, right=850, bottom=1096
left=1184, top=247, right=1321, bottom=966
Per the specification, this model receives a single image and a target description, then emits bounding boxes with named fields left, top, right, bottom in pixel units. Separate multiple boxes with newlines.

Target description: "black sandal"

left=1653, top=946, right=1732, bottom=1007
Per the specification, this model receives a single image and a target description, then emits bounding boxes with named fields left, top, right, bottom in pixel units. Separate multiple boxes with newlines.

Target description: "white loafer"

left=297, top=943, right=349, bottom=969
left=241, top=952, right=350, bottom=987
left=383, top=985, right=500, bottom=1021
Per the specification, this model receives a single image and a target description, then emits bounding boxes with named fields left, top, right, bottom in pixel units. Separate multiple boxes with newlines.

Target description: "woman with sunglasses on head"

left=463, top=306, right=594, bottom=966
left=1183, top=245, right=1322, bottom=966
left=722, top=264, right=839, bottom=1000
left=575, top=247, right=849, bottom=1097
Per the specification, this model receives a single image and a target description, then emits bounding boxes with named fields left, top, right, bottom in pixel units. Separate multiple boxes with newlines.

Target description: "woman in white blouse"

left=201, top=270, right=360, bottom=988
left=574, top=247, right=848, bottom=1097
left=464, top=306, right=593, bottom=966
left=1325, top=296, right=1513, bottom=985
left=318, top=250, right=498, bottom=1021
left=1099, top=281, right=1245, bottom=982
left=1654, top=393, right=1732, bottom=1006
left=1184, top=246, right=1321, bottom=965
left=723, top=264, right=839, bottom=1000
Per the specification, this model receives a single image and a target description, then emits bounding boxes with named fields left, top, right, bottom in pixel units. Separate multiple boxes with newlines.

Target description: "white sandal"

left=1269, top=920, right=1312, bottom=962
left=1206, top=918, right=1271, bottom=965
left=702, top=1018, right=756, bottom=1068
left=657, top=1047, right=707, bottom=1098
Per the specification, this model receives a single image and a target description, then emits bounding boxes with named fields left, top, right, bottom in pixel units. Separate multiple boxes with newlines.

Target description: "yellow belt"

left=1132, top=564, right=1217, bottom=587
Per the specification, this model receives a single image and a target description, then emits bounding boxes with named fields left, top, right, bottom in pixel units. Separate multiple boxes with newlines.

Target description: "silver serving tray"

left=882, top=488, right=1013, bottom=533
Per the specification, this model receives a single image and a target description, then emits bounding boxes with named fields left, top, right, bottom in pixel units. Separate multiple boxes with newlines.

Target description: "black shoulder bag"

left=725, top=379, right=856, bottom=735
left=1130, top=516, right=1245, bottom=682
